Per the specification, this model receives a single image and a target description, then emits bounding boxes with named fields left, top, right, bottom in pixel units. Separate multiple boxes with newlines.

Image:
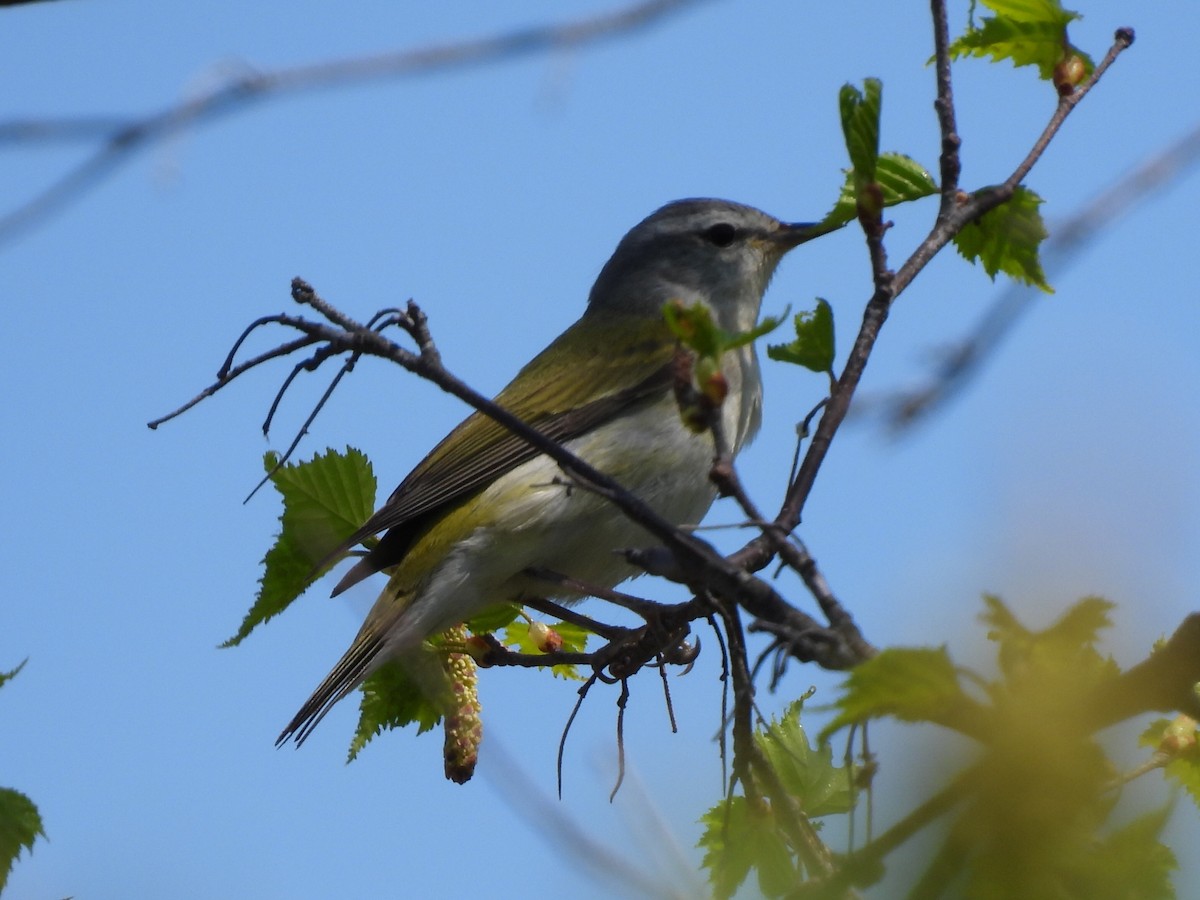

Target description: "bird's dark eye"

left=703, top=222, right=738, bottom=247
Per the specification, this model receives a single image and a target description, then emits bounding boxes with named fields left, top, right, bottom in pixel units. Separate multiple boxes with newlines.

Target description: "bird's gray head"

left=587, top=199, right=816, bottom=332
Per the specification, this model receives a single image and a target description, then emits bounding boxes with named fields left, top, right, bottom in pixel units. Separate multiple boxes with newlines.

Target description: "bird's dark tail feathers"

left=276, top=631, right=384, bottom=747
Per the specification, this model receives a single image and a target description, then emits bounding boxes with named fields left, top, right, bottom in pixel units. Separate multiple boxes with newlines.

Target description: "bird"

left=277, top=198, right=819, bottom=745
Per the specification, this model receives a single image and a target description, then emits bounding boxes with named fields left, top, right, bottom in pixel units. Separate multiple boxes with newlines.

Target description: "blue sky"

left=3, top=1, right=1198, bottom=897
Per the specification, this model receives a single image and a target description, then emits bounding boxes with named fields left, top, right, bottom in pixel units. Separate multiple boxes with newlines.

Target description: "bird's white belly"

left=401, top=397, right=722, bottom=639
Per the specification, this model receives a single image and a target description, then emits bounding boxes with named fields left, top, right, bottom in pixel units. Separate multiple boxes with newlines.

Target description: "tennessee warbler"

left=279, top=198, right=819, bottom=744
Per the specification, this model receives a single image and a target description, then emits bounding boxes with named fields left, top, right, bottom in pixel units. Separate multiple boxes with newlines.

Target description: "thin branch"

left=466, top=635, right=597, bottom=671
left=521, top=594, right=633, bottom=643
left=732, top=26, right=1136, bottom=585
left=245, top=350, right=361, bottom=502
left=877, top=119, right=1200, bottom=432
left=707, top=428, right=873, bottom=666
left=706, top=612, right=732, bottom=790
left=1000, top=28, right=1135, bottom=195
left=0, top=0, right=711, bottom=247
left=609, top=679, right=631, bottom=801
left=558, top=672, right=600, bottom=799
left=147, top=328, right=323, bottom=428
left=930, top=0, right=962, bottom=213
left=525, top=566, right=671, bottom=620
left=655, top=651, right=680, bottom=733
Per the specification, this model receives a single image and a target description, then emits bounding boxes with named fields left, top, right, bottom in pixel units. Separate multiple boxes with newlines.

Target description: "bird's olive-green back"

left=329, top=309, right=680, bottom=590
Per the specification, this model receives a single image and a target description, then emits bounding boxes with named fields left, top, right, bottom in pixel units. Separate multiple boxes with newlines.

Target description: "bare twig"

left=521, top=594, right=634, bottom=643
left=1000, top=28, right=1135, bottom=196
left=558, top=672, right=601, bottom=799
left=147, top=325, right=322, bottom=428
left=525, top=566, right=670, bottom=620
left=655, top=651, right=680, bottom=733
left=609, top=679, right=631, bottom=801
left=0, top=0, right=710, bottom=247
left=876, top=120, right=1200, bottom=431
left=930, top=0, right=962, bottom=214
left=246, top=350, right=361, bottom=502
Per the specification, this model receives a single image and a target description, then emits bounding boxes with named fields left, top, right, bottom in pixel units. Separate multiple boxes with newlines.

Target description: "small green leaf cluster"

left=0, top=662, right=44, bottom=893
left=821, top=152, right=939, bottom=231
left=949, top=0, right=1094, bottom=83
left=349, top=656, right=444, bottom=762
left=816, top=597, right=1184, bottom=897
left=767, top=299, right=836, bottom=376
left=664, top=299, right=789, bottom=429
left=699, top=597, right=1192, bottom=897
left=346, top=617, right=593, bottom=759
left=1139, top=717, right=1200, bottom=809
left=954, top=185, right=1053, bottom=291
left=821, top=77, right=940, bottom=234
left=699, top=701, right=856, bottom=899
left=224, top=448, right=377, bottom=648
left=665, top=299, right=788, bottom=373
left=500, top=618, right=590, bottom=681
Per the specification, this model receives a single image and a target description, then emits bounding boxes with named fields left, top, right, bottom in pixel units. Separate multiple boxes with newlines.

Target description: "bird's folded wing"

left=326, top=313, right=680, bottom=593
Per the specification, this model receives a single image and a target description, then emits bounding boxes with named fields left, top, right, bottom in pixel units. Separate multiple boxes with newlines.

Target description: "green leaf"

left=954, top=186, right=1052, bottom=292
left=985, top=595, right=1118, bottom=688
left=821, top=153, right=939, bottom=229
left=1164, top=745, right=1200, bottom=811
left=839, top=78, right=882, bottom=189
left=980, top=0, right=1075, bottom=22
left=767, top=299, right=836, bottom=374
left=979, top=593, right=1028, bottom=641
left=664, top=300, right=790, bottom=430
left=949, top=0, right=1093, bottom=81
left=982, top=594, right=1113, bottom=648
left=821, top=647, right=969, bottom=741
left=0, top=788, right=44, bottom=892
left=464, top=603, right=521, bottom=635
left=663, top=300, right=786, bottom=359
left=757, top=702, right=855, bottom=817
left=1084, top=806, right=1178, bottom=899
left=698, top=796, right=795, bottom=900
left=223, top=447, right=377, bottom=648
left=0, top=665, right=43, bottom=891
left=549, top=621, right=591, bottom=656
left=1139, top=718, right=1176, bottom=750
left=0, top=660, right=26, bottom=691
left=875, top=153, right=939, bottom=206
left=727, top=310, right=790, bottom=351
left=1140, top=717, right=1200, bottom=811
left=1039, top=596, right=1114, bottom=647
left=500, top=619, right=588, bottom=680
left=348, top=658, right=444, bottom=761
